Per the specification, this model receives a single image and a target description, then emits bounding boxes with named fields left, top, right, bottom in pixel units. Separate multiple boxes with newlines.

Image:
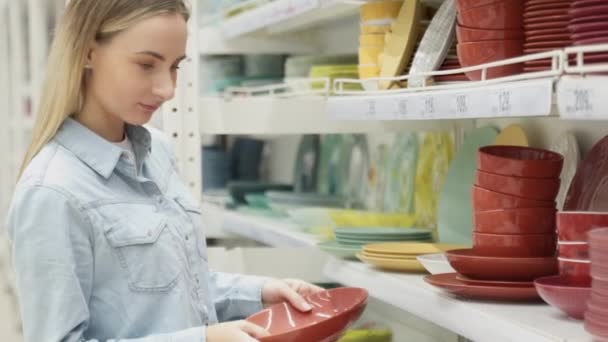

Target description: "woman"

left=7, top=1, right=323, bottom=341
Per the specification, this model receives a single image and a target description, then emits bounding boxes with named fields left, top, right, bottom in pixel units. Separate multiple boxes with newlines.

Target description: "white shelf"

left=198, top=26, right=318, bottom=55
left=200, top=96, right=463, bottom=135
left=221, top=0, right=359, bottom=38
left=221, top=208, right=320, bottom=247
left=324, top=259, right=593, bottom=342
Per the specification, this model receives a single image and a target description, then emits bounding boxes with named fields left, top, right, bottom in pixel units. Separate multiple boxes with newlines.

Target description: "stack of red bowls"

left=569, top=0, right=608, bottom=47
left=523, top=0, right=573, bottom=72
left=455, top=0, right=525, bottom=80
left=445, top=146, right=563, bottom=295
left=585, top=228, right=608, bottom=339
left=532, top=211, right=608, bottom=319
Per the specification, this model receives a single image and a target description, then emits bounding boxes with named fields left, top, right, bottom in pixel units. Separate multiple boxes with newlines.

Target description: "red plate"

left=456, top=274, right=534, bottom=287
left=572, top=0, right=608, bottom=8
left=569, top=22, right=608, bottom=34
left=247, top=287, right=368, bottom=342
left=424, top=273, right=542, bottom=302
left=534, top=275, right=592, bottom=320
left=446, top=249, right=558, bottom=281
left=525, top=21, right=571, bottom=30
left=570, top=5, right=608, bottom=18
left=525, top=15, right=571, bottom=25
left=565, top=136, right=608, bottom=211
left=572, top=30, right=608, bottom=41
left=524, top=48, right=561, bottom=54
left=526, top=33, right=572, bottom=43
left=434, top=74, right=469, bottom=82
left=524, top=9, right=570, bottom=19
left=524, top=66, right=552, bottom=72
left=526, top=28, right=570, bottom=36
left=524, top=41, right=572, bottom=49
left=526, top=3, right=572, bottom=13
left=575, top=37, right=608, bottom=45
left=526, top=0, right=569, bottom=5
left=584, top=314, right=608, bottom=338
left=570, top=14, right=608, bottom=25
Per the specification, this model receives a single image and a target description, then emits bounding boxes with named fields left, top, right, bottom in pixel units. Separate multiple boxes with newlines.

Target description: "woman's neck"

left=74, top=98, right=125, bottom=142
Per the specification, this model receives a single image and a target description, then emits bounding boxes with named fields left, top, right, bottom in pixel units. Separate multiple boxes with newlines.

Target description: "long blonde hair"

left=18, top=0, right=189, bottom=178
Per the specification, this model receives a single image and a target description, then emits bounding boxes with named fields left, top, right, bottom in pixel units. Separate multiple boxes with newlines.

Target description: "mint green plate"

left=384, top=133, right=419, bottom=214
left=334, top=227, right=432, bottom=236
left=318, top=240, right=361, bottom=259
left=336, top=236, right=432, bottom=246
left=437, top=127, right=498, bottom=245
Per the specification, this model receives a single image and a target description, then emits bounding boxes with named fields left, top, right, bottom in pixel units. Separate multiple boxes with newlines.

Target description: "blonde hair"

left=18, top=0, right=189, bottom=178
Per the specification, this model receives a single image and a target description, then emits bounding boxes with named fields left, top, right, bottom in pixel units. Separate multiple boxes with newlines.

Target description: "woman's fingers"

left=281, top=283, right=312, bottom=312
left=240, top=321, right=271, bottom=339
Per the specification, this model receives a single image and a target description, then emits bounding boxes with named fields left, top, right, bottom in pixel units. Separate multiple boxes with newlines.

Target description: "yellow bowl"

left=329, top=210, right=417, bottom=227
left=359, top=33, right=386, bottom=47
left=360, top=1, right=403, bottom=22
left=358, top=47, right=384, bottom=65
left=361, top=23, right=392, bottom=34
left=358, top=65, right=380, bottom=79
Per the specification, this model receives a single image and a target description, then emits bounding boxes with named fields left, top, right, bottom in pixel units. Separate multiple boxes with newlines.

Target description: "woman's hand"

left=206, top=320, right=269, bottom=342
left=262, top=278, right=325, bottom=312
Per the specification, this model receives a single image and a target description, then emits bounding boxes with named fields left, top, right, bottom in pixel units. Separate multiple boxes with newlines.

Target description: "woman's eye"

left=138, top=63, right=154, bottom=70
left=171, top=65, right=180, bottom=71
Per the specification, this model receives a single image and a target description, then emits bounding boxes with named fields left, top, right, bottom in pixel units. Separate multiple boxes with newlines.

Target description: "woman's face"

left=87, top=14, right=188, bottom=126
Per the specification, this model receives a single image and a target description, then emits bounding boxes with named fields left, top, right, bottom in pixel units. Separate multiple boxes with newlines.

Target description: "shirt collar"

left=54, top=118, right=152, bottom=179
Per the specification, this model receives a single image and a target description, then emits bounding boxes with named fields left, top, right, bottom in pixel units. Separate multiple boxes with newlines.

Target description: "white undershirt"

left=113, top=135, right=136, bottom=164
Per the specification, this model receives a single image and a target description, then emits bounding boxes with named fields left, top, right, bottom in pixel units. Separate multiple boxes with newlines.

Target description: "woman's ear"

left=85, top=42, right=98, bottom=69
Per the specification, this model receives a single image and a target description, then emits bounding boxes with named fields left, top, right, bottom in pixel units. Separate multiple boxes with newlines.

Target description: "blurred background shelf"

left=324, top=258, right=594, bottom=342
left=221, top=0, right=360, bottom=38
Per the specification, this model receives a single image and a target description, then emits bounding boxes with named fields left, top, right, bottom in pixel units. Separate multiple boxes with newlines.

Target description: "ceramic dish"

left=564, top=135, right=608, bottom=211
left=318, top=241, right=360, bottom=260
left=357, top=253, right=427, bottom=272
left=329, top=210, right=417, bottom=228
left=363, top=242, right=464, bottom=255
left=550, top=133, right=580, bottom=210
left=535, top=275, right=592, bottom=320
left=494, top=124, right=529, bottom=146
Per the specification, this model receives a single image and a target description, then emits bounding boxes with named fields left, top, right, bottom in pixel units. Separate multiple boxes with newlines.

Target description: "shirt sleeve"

left=6, top=184, right=206, bottom=342
left=209, top=270, right=269, bottom=322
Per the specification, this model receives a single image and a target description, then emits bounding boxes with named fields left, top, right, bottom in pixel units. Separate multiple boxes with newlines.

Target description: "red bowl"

left=446, top=248, right=558, bottom=281
left=589, top=227, right=608, bottom=244
left=592, top=264, right=608, bottom=281
left=456, top=25, right=524, bottom=43
left=247, top=287, right=368, bottom=342
left=559, top=258, right=591, bottom=280
left=473, top=232, right=556, bottom=257
left=534, top=275, right=592, bottom=320
left=457, top=40, right=524, bottom=80
left=474, top=207, right=556, bottom=234
left=477, top=146, right=564, bottom=178
left=472, top=186, right=556, bottom=211
left=455, top=0, right=504, bottom=12
left=558, top=242, right=590, bottom=259
left=457, top=1, right=524, bottom=30
left=584, top=315, right=608, bottom=340
left=557, top=212, right=608, bottom=242
left=475, top=170, right=560, bottom=201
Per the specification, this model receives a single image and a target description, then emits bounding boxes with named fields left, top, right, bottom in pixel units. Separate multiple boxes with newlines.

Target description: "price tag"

left=491, top=89, right=513, bottom=116
left=420, top=96, right=436, bottom=118
left=556, top=77, right=607, bottom=119
left=397, top=98, right=409, bottom=119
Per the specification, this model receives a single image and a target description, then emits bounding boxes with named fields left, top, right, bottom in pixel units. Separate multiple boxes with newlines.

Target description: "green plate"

left=384, top=133, right=419, bottom=214
left=336, top=236, right=432, bottom=246
left=437, top=127, right=498, bottom=245
left=244, top=194, right=269, bottom=209
left=334, top=227, right=432, bottom=236
left=318, top=240, right=361, bottom=259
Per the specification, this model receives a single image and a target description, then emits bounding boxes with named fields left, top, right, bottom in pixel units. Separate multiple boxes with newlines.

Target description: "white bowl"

left=416, top=253, right=456, bottom=274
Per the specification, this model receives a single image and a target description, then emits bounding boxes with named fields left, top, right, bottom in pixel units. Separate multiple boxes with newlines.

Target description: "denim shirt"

left=7, top=118, right=267, bottom=342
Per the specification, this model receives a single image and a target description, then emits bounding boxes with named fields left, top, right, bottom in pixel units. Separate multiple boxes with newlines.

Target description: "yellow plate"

left=359, top=47, right=384, bottom=65
left=363, top=242, right=465, bottom=255
left=357, top=253, right=427, bottom=272
left=361, top=251, right=419, bottom=260
left=358, top=64, right=380, bottom=79
left=360, top=1, right=403, bottom=22
left=495, top=124, right=529, bottom=146
left=380, top=0, right=422, bottom=89
left=360, top=34, right=387, bottom=47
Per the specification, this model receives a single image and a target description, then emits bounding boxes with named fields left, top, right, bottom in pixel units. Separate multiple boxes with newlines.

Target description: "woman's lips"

left=139, top=103, right=159, bottom=113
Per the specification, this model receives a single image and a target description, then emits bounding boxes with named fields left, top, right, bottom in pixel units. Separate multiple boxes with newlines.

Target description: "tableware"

left=550, top=133, right=580, bottom=210
left=474, top=169, right=560, bottom=201
left=472, top=186, right=556, bottom=211
left=357, top=253, right=427, bottom=272
left=564, top=136, right=608, bottom=211
left=534, top=275, right=592, bottom=320
left=474, top=207, right=556, bottom=235
left=557, top=211, right=608, bottom=241
left=477, top=145, right=564, bottom=178
left=473, top=232, right=557, bottom=257
left=424, top=273, right=541, bottom=301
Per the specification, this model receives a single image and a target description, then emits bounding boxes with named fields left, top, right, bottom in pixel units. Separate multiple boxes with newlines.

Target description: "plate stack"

left=357, top=242, right=459, bottom=272
left=523, top=0, right=573, bottom=72
left=427, top=145, right=564, bottom=301
left=585, top=228, right=608, bottom=340
left=569, top=0, right=608, bottom=47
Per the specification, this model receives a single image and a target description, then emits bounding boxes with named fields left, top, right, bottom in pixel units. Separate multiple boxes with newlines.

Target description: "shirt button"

left=185, top=235, right=189, bottom=241
left=156, top=196, right=164, bottom=204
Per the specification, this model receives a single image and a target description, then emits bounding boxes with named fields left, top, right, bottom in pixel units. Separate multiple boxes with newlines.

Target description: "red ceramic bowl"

left=477, top=146, right=564, bottom=178
left=534, top=275, right=592, bottom=320
left=474, top=207, right=556, bottom=234
left=456, top=25, right=524, bottom=43
left=475, top=170, right=560, bottom=201
left=457, top=1, right=524, bottom=30
left=584, top=315, right=608, bottom=341
left=455, top=0, right=504, bottom=12
left=557, top=212, right=608, bottom=242
left=457, top=40, right=524, bottom=80
left=247, top=287, right=368, bottom=342
left=559, top=257, right=591, bottom=280
left=558, top=242, right=590, bottom=259
left=473, top=232, right=557, bottom=257
left=446, top=248, right=558, bottom=281
left=472, top=186, right=556, bottom=211
left=592, top=264, right=608, bottom=281
left=589, top=227, right=608, bottom=244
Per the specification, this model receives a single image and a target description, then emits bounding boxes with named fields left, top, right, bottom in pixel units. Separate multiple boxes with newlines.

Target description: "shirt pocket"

left=174, top=196, right=208, bottom=261
left=102, top=208, right=181, bottom=293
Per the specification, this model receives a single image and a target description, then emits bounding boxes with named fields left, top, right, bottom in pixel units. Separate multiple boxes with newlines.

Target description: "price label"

left=365, top=100, right=377, bottom=119
left=397, top=99, right=408, bottom=119
left=557, top=77, right=608, bottom=119
left=455, top=94, right=469, bottom=117
left=420, top=96, right=436, bottom=118
left=564, top=87, right=594, bottom=118
left=491, top=89, right=513, bottom=116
